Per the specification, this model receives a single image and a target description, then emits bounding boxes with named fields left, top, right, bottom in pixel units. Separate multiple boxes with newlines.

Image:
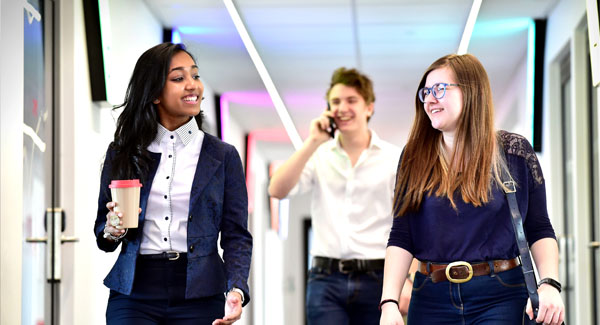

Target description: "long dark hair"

left=109, top=42, right=202, bottom=181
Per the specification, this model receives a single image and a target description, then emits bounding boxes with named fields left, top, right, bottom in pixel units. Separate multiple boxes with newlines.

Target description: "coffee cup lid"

left=109, top=179, right=143, bottom=188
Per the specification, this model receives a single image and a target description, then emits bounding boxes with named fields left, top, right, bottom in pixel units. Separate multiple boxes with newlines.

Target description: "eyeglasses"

left=418, top=83, right=460, bottom=103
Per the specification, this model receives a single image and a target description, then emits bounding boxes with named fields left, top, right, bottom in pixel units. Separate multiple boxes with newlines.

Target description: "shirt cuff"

left=228, top=287, right=245, bottom=304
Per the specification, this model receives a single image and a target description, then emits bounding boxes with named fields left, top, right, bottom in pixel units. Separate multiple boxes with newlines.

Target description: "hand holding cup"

left=108, top=179, right=143, bottom=229
left=105, top=201, right=126, bottom=237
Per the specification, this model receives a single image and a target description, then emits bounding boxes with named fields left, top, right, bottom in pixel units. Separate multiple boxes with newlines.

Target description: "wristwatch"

left=103, top=224, right=128, bottom=241
left=538, top=277, right=562, bottom=293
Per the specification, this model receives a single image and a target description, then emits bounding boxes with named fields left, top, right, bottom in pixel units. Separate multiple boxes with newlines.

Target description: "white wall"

left=0, top=0, right=25, bottom=323
left=245, top=140, right=311, bottom=325
left=59, top=0, right=162, bottom=324
left=495, top=55, right=530, bottom=138
left=282, top=189, right=311, bottom=325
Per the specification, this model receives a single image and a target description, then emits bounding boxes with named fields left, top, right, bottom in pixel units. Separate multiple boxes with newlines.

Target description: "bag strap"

left=498, top=142, right=540, bottom=319
left=502, top=180, right=539, bottom=319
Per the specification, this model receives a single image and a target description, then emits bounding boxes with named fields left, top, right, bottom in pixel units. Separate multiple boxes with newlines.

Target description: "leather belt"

left=418, top=257, right=520, bottom=283
left=139, top=251, right=186, bottom=261
left=312, top=256, right=384, bottom=274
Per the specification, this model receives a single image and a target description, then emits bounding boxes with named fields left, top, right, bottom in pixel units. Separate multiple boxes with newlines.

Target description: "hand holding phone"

left=326, top=103, right=337, bottom=138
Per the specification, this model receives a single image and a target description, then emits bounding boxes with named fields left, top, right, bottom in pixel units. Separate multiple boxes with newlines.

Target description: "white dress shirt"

left=140, top=118, right=204, bottom=254
left=288, top=130, right=401, bottom=260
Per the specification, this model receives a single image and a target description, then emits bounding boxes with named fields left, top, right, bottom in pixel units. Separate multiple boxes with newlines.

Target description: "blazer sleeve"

left=219, top=145, right=253, bottom=306
left=94, top=145, right=121, bottom=252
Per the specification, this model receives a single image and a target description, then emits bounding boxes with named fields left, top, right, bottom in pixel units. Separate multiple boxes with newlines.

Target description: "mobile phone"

left=326, top=103, right=337, bottom=138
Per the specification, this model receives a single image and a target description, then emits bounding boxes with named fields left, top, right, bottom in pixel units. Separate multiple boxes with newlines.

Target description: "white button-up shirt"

left=140, top=118, right=204, bottom=254
left=289, top=130, right=401, bottom=259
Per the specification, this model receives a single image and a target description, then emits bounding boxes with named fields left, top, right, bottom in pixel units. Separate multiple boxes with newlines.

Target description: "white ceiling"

left=143, top=0, right=559, bottom=148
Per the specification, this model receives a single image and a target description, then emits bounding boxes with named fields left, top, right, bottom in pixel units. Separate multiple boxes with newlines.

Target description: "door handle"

left=25, top=208, right=78, bottom=281
left=26, top=237, right=48, bottom=243
left=26, top=236, right=79, bottom=243
left=590, top=241, right=600, bottom=248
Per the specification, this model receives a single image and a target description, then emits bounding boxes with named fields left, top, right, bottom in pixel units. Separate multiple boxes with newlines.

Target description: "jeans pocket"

left=366, top=270, right=384, bottom=284
left=412, top=272, right=429, bottom=291
left=307, top=267, right=329, bottom=284
left=108, top=289, right=121, bottom=300
left=494, top=267, right=527, bottom=288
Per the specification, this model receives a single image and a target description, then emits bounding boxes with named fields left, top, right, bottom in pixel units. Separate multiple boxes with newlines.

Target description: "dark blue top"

left=387, top=131, right=556, bottom=263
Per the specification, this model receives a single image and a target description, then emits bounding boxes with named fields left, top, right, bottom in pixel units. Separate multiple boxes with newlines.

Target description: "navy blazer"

left=94, top=133, right=252, bottom=306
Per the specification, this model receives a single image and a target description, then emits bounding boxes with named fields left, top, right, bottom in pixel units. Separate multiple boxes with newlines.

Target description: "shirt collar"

left=154, top=118, right=200, bottom=146
left=328, top=129, right=383, bottom=152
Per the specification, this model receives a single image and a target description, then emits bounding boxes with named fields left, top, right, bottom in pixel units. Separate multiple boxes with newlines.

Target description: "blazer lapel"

left=139, top=151, right=162, bottom=223
left=189, top=135, right=222, bottom=212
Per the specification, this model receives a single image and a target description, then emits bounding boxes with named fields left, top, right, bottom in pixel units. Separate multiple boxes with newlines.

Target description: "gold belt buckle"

left=446, top=261, right=473, bottom=283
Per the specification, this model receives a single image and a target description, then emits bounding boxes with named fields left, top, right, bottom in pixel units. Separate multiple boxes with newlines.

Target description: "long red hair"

left=393, top=54, right=506, bottom=216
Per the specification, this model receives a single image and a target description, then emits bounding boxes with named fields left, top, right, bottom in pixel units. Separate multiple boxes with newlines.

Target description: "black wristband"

left=378, top=299, right=399, bottom=311
left=538, top=277, right=562, bottom=293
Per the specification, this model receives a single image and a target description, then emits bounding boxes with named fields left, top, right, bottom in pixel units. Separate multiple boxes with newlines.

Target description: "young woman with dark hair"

left=379, top=54, right=564, bottom=325
left=94, top=42, right=252, bottom=325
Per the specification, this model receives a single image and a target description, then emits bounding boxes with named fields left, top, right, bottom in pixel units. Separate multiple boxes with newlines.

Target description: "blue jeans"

left=408, top=266, right=529, bottom=324
left=306, top=267, right=383, bottom=325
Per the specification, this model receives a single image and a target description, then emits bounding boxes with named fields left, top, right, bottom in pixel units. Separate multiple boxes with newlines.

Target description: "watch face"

left=110, top=214, right=120, bottom=227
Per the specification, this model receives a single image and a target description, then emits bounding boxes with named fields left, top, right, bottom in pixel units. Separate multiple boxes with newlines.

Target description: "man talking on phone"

left=269, top=67, right=410, bottom=324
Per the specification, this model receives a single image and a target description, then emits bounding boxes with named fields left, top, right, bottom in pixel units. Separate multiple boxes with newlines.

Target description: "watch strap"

left=538, top=277, right=562, bottom=292
left=103, top=225, right=128, bottom=241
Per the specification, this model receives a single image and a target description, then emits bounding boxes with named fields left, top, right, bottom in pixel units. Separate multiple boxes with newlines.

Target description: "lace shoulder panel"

left=498, top=130, right=544, bottom=186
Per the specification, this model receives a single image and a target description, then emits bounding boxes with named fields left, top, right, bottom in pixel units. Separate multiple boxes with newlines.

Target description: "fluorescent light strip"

left=526, top=19, right=535, bottom=143
left=457, top=0, right=482, bottom=55
left=172, top=29, right=182, bottom=44
left=222, top=0, right=303, bottom=150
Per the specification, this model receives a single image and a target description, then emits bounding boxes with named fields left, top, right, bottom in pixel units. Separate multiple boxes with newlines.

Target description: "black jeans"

left=106, top=256, right=224, bottom=324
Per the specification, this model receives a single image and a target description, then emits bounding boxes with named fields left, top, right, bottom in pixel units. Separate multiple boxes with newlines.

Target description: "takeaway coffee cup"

left=109, top=179, right=143, bottom=229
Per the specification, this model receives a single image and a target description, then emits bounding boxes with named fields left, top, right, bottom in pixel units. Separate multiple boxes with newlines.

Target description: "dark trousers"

left=408, top=266, right=529, bottom=324
left=306, top=267, right=383, bottom=325
left=106, top=255, right=224, bottom=325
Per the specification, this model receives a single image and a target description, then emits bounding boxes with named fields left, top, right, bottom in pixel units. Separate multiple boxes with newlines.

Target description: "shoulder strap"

left=498, top=140, right=540, bottom=320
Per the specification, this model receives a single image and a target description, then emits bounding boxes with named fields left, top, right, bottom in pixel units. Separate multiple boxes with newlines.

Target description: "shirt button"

left=166, top=176, right=170, bottom=179
left=165, top=216, right=169, bottom=220
left=170, top=135, right=174, bottom=139
left=163, top=237, right=168, bottom=242
left=188, top=130, right=192, bottom=134
left=188, top=215, right=193, bottom=222
left=164, top=195, right=168, bottom=199
left=168, top=154, right=172, bottom=158
left=189, top=245, right=194, bottom=253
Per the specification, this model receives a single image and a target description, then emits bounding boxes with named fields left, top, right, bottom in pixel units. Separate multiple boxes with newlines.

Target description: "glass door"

left=22, top=1, right=76, bottom=324
left=22, top=0, right=50, bottom=323
left=559, top=53, right=575, bottom=325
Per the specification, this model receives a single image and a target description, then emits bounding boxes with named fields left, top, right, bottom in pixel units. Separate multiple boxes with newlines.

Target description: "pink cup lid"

left=109, top=179, right=143, bottom=188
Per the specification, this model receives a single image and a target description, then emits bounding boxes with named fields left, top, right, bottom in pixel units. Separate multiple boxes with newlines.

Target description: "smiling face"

left=328, top=83, right=373, bottom=135
left=155, top=51, right=204, bottom=130
left=422, top=66, right=463, bottom=136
